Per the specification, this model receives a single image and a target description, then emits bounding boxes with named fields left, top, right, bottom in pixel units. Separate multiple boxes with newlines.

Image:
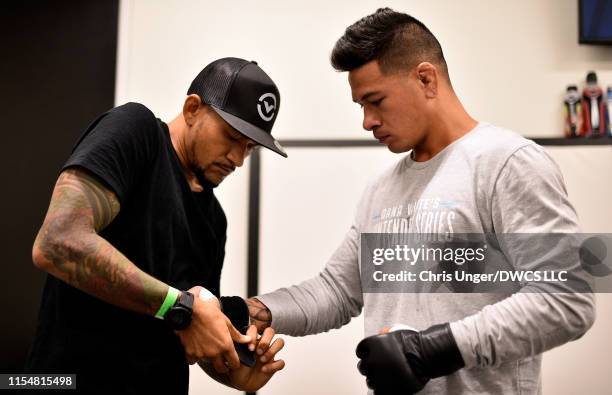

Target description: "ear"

left=415, top=62, right=438, bottom=99
left=183, top=94, right=203, bottom=126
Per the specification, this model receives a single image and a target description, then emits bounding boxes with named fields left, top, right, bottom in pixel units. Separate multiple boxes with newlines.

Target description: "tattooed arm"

left=31, top=167, right=168, bottom=315
left=32, top=168, right=252, bottom=367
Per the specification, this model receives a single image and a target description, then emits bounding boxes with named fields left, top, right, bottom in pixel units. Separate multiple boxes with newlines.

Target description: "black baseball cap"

left=187, top=57, right=287, bottom=158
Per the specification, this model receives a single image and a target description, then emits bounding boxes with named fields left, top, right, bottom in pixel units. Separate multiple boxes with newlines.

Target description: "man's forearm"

left=32, top=168, right=168, bottom=317
left=34, top=229, right=168, bottom=316
left=450, top=291, right=595, bottom=368
left=246, top=298, right=272, bottom=332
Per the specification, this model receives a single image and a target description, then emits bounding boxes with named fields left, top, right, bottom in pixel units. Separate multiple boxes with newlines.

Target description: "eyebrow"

left=353, top=91, right=382, bottom=104
left=228, top=128, right=257, bottom=145
left=226, top=127, right=239, bottom=137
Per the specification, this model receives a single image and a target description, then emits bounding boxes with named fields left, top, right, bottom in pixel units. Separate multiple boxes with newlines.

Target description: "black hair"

left=331, top=8, right=448, bottom=78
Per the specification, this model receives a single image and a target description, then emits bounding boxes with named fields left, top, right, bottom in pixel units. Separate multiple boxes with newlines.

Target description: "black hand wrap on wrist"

left=219, top=296, right=249, bottom=333
left=405, top=323, right=465, bottom=378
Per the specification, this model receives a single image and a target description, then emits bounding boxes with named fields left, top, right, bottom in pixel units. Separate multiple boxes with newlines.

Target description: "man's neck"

left=167, top=115, right=204, bottom=192
left=412, top=97, right=477, bottom=162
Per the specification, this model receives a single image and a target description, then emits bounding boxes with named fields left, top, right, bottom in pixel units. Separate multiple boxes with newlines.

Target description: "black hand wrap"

left=219, top=296, right=250, bottom=333
left=219, top=296, right=256, bottom=367
left=356, top=323, right=464, bottom=394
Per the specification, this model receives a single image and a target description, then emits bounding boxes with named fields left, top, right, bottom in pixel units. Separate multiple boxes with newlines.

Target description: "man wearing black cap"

left=25, top=57, right=286, bottom=394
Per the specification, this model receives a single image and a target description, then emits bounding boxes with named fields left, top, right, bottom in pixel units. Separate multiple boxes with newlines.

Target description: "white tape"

left=389, top=324, right=418, bottom=332
left=198, top=287, right=217, bottom=302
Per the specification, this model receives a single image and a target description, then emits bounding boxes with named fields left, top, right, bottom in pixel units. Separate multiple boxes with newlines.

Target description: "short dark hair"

left=331, top=8, right=448, bottom=78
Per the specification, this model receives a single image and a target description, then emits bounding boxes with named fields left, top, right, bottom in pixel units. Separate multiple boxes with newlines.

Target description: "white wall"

left=117, top=0, right=612, bottom=140
left=115, top=1, right=612, bottom=393
left=542, top=147, right=612, bottom=395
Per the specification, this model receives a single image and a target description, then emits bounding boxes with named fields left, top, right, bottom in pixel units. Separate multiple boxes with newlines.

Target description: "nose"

left=362, top=108, right=381, bottom=131
left=227, top=142, right=250, bottom=168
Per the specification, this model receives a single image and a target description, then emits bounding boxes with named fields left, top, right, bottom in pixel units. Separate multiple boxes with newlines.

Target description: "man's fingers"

left=261, top=359, right=285, bottom=374
left=186, top=355, right=199, bottom=365
left=227, top=320, right=251, bottom=344
left=212, top=356, right=229, bottom=374
left=257, top=327, right=275, bottom=355
left=260, top=337, right=284, bottom=363
left=246, top=325, right=258, bottom=351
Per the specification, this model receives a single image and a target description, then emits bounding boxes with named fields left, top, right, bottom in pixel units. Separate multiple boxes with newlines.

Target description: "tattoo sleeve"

left=246, top=297, right=272, bottom=333
left=32, top=168, right=168, bottom=316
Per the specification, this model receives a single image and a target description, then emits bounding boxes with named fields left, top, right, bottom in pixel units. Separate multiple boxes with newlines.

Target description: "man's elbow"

left=32, top=236, right=52, bottom=271
left=31, top=230, right=65, bottom=272
left=569, top=293, right=596, bottom=341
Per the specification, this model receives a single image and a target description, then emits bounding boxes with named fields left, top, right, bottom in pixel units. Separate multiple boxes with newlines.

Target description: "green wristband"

left=155, top=286, right=180, bottom=319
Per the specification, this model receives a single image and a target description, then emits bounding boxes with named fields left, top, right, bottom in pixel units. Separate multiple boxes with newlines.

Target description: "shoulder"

left=96, top=102, right=163, bottom=143
left=463, top=125, right=566, bottom=209
left=458, top=123, right=535, bottom=163
left=499, top=144, right=562, bottom=182
left=69, top=102, right=165, bottom=162
left=472, top=124, right=559, bottom=174
left=114, top=101, right=155, bottom=116
left=105, top=102, right=158, bottom=126
left=80, top=102, right=159, bottom=137
left=454, top=123, right=550, bottom=182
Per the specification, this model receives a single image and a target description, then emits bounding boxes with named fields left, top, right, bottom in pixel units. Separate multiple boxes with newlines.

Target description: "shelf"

left=529, top=137, right=612, bottom=146
left=279, top=139, right=378, bottom=147
left=278, top=137, right=612, bottom=148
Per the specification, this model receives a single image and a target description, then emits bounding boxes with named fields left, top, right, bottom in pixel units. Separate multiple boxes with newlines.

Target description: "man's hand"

left=356, top=323, right=464, bottom=394
left=175, top=286, right=251, bottom=373
left=227, top=327, right=286, bottom=392
left=199, top=326, right=285, bottom=392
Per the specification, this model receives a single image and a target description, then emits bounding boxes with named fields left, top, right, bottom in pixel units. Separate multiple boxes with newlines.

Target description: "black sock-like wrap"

left=219, top=296, right=249, bottom=333
left=417, top=323, right=465, bottom=378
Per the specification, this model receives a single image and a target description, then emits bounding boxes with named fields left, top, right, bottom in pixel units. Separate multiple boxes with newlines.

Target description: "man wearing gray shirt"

left=245, top=8, right=595, bottom=394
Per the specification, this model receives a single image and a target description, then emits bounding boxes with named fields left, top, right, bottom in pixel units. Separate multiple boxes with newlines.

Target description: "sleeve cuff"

left=256, top=289, right=308, bottom=336
left=449, top=320, right=478, bottom=369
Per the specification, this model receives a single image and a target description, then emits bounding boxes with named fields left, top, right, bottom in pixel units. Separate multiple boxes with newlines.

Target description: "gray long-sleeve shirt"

left=258, top=123, right=595, bottom=394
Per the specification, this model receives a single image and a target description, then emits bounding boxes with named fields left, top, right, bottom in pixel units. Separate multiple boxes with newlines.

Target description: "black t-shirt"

left=25, top=103, right=227, bottom=394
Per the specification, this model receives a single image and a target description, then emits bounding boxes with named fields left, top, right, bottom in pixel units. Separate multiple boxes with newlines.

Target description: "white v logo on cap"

left=257, top=93, right=277, bottom=122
